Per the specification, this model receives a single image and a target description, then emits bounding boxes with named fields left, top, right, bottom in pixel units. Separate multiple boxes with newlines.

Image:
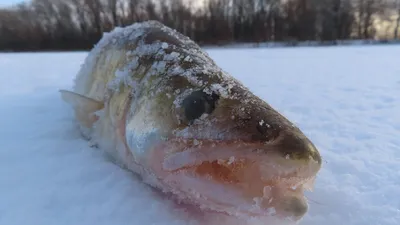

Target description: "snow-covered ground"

left=0, top=45, right=399, bottom=225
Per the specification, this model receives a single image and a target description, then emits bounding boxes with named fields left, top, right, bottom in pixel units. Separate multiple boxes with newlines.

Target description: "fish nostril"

left=256, top=122, right=269, bottom=135
left=255, top=121, right=279, bottom=142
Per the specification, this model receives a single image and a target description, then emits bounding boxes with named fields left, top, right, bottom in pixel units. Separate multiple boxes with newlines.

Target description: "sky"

left=0, top=0, right=24, bottom=7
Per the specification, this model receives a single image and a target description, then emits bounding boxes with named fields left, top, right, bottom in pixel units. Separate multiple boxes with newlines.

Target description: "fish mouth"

left=153, top=138, right=321, bottom=221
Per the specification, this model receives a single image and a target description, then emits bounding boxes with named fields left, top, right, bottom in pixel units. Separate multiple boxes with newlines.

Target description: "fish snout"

left=275, top=131, right=322, bottom=167
left=248, top=116, right=321, bottom=166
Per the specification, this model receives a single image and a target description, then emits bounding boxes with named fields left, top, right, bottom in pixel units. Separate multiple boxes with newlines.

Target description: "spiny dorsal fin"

left=59, top=90, right=104, bottom=128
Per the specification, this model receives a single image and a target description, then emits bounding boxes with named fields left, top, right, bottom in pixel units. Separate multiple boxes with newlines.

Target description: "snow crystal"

left=170, top=52, right=180, bottom=58
left=211, top=83, right=230, bottom=98
left=163, top=52, right=181, bottom=61
left=162, top=42, right=169, bottom=49
left=228, top=156, right=235, bottom=165
left=184, top=56, right=192, bottom=62
left=152, top=61, right=167, bottom=73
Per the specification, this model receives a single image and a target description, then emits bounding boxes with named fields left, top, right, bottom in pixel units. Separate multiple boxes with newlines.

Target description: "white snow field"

left=0, top=45, right=399, bottom=225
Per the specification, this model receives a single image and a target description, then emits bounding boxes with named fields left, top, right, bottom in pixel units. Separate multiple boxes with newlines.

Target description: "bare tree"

left=394, top=0, right=400, bottom=39
left=0, top=0, right=397, bottom=51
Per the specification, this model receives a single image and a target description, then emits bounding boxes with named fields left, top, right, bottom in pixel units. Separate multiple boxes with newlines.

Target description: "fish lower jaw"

left=161, top=160, right=315, bottom=222
left=234, top=175, right=313, bottom=220
left=148, top=139, right=320, bottom=221
left=248, top=182, right=310, bottom=219
left=165, top=178, right=310, bottom=223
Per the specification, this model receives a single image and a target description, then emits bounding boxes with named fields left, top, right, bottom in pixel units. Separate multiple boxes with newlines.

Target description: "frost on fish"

left=62, top=20, right=322, bottom=223
left=73, top=20, right=245, bottom=106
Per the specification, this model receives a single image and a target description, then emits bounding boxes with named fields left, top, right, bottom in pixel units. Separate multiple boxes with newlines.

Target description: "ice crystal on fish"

left=161, top=42, right=169, bottom=49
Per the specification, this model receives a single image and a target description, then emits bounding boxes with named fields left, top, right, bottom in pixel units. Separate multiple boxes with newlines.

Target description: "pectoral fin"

left=59, top=90, right=104, bottom=128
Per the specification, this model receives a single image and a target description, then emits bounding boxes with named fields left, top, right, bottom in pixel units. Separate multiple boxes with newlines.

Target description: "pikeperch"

left=60, top=20, right=322, bottom=222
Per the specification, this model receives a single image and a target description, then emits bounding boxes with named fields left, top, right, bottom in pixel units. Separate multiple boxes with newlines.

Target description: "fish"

left=59, top=20, right=322, bottom=222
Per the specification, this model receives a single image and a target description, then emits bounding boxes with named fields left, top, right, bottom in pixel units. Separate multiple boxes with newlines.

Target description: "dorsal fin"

left=59, top=90, right=104, bottom=128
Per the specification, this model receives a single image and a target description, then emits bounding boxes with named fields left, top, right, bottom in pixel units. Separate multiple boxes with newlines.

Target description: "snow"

left=1, top=45, right=400, bottom=225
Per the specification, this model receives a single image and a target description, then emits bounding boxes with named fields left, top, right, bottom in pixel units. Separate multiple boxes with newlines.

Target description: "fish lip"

left=157, top=137, right=320, bottom=220
left=162, top=137, right=321, bottom=178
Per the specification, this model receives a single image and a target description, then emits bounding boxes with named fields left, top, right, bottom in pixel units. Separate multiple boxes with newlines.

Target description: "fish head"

left=125, top=68, right=322, bottom=221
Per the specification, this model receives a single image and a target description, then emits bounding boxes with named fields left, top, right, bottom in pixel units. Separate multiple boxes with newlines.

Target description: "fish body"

left=60, top=21, right=322, bottom=222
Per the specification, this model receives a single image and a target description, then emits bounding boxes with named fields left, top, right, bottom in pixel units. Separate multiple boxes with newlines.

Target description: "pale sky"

left=0, top=0, right=25, bottom=7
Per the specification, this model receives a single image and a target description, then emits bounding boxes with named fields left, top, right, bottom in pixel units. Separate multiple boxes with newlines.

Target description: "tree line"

left=0, top=0, right=400, bottom=51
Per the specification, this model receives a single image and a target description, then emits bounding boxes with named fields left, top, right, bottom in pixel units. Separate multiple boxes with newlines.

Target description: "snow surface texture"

left=0, top=46, right=399, bottom=225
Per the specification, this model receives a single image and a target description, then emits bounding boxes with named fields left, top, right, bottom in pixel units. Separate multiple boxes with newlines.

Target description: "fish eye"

left=182, top=90, right=219, bottom=123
